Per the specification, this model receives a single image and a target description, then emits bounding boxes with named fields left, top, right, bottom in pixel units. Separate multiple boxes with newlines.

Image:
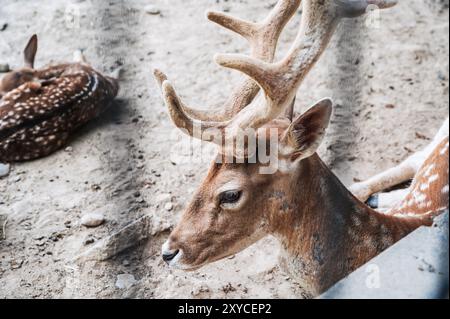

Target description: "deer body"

left=0, top=35, right=119, bottom=163
left=269, top=154, right=429, bottom=295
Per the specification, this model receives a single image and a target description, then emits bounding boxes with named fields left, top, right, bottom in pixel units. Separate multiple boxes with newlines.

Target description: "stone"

left=115, top=274, right=137, bottom=289
left=83, top=237, right=95, bottom=246
left=164, top=203, right=174, bottom=211
left=0, top=164, right=10, bottom=178
left=74, top=215, right=153, bottom=262
left=191, top=283, right=210, bottom=296
left=0, top=63, right=10, bottom=73
left=145, top=5, right=161, bottom=15
left=156, top=193, right=171, bottom=203
left=0, top=214, right=7, bottom=240
left=80, top=213, right=105, bottom=228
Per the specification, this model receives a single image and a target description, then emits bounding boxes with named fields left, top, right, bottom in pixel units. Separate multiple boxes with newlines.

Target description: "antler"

left=217, top=0, right=397, bottom=131
left=156, top=0, right=397, bottom=146
left=154, top=0, right=301, bottom=123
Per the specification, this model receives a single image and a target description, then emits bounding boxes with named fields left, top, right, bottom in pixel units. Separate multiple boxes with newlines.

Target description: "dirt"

left=0, top=0, right=448, bottom=299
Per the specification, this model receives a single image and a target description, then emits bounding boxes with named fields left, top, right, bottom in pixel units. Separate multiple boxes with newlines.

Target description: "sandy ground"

left=0, top=0, right=448, bottom=299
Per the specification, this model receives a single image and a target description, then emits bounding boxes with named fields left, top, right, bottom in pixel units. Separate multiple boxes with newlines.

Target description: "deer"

left=154, top=0, right=448, bottom=297
left=350, top=118, right=449, bottom=212
left=0, top=35, right=120, bottom=163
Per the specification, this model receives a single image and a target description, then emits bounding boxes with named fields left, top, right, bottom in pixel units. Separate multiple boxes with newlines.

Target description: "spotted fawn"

left=0, top=35, right=120, bottom=163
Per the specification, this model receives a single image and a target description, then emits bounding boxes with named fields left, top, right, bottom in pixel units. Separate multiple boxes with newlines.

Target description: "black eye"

left=219, top=190, right=242, bottom=205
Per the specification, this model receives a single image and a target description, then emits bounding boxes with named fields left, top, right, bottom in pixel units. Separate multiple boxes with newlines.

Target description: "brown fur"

left=163, top=102, right=439, bottom=296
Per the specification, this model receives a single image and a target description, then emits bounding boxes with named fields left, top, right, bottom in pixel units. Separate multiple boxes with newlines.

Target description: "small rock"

left=191, top=283, right=210, bottom=296
left=64, top=146, right=73, bottom=153
left=74, top=215, right=153, bottom=262
left=49, top=232, right=63, bottom=242
left=145, top=5, right=161, bottom=15
left=80, top=213, right=105, bottom=228
left=83, top=237, right=95, bottom=246
left=221, top=283, right=236, bottom=294
left=0, top=163, right=10, bottom=178
left=91, top=184, right=101, bottom=191
left=10, top=259, right=24, bottom=270
left=438, top=71, right=447, bottom=81
left=122, top=260, right=130, bottom=267
left=0, top=214, right=6, bottom=240
left=156, top=193, right=171, bottom=203
left=164, top=203, right=174, bottom=211
left=115, top=274, right=137, bottom=289
left=0, top=63, right=10, bottom=73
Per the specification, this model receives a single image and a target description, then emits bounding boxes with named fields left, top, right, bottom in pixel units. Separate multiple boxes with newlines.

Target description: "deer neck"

left=267, top=154, right=420, bottom=296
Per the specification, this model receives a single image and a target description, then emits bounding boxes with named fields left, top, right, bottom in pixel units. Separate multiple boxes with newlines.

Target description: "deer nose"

left=162, top=250, right=180, bottom=263
left=162, top=240, right=180, bottom=264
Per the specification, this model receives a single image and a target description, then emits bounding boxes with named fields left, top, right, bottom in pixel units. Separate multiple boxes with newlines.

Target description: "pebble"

left=156, top=193, right=171, bottom=203
left=115, top=274, right=137, bottom=289
left=145, top=5, right=161, bottom=15
left=164, top=203, right=174, bottom=212
left=0, top=63, right=10, bottom=73
left=83, top=237, right=95, bottom=246
left=191, top=283, right=210, bottom=296
left=0, top=214, right=6, bottom=240
left=80, top=213, right=105, bottom=228
left=0, top=164, right=10, bottom=178
left=10, top=259, right=23, bottom=270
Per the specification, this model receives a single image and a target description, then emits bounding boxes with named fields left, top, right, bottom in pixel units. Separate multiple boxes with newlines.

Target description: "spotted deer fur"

left=350, top=118, right=449, bottom=206
left=0, top=35, right=119, bottom=163
left=386, top=136, right=449, bottom=222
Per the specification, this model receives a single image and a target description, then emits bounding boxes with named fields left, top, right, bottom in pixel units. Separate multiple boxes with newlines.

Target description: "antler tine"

left=207, top=0, right=301, bottom=59
left=155, top=0, right=301, bottom=127
left=216, top=0, right=398, bottom=131
left=161, top=80, right=226, bottom=142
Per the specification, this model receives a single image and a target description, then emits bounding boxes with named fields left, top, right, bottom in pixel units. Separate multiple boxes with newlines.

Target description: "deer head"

left=0, top=35, right=40, bottom=98
left=155, top=0, right=399, bottom=274
left=161, top=99, right=334, bottom=270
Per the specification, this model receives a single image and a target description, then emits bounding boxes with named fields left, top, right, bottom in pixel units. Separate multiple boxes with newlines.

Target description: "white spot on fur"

left=440, top=142, right=449, bottom=155
left=442, top=185, right=449, bottom=194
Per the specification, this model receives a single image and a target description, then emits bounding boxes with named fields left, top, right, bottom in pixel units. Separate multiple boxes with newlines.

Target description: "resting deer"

left=154, top=0, right=448, bottom=297
left=0, top=35, right=120, bottom=163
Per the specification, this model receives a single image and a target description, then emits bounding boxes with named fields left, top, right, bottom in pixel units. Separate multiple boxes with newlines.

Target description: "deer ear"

left=285, top=98, right=332, bottom=160
left=24, top=34, right=38, bottom=69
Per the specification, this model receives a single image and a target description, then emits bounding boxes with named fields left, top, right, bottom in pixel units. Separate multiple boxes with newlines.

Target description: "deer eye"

left=219, top=190, right=242, bottom=205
